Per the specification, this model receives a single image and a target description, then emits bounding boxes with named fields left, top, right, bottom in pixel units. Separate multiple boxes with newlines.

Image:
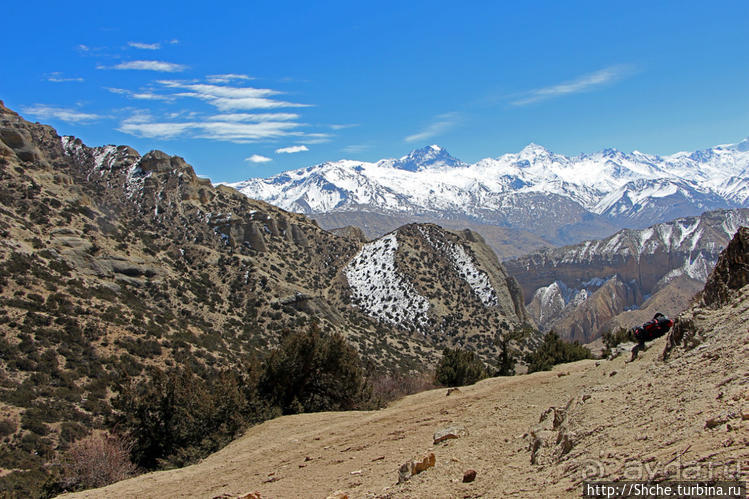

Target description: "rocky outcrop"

left=328, top=225, right=368, bottom=243
left=506, top=210, right=749, bottom=341
left=664, top=226, right=749, bottom=358
left=699, top=227, right=749, bottom=308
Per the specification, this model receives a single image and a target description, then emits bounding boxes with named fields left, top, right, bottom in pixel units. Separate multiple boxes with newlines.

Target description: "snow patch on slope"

left=417, top=227, right=498, bottom=306
left=345, top=233, right=430, bottom=329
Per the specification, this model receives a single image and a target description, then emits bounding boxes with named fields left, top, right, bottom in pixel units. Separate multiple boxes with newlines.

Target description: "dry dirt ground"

left=65, top=288, right=749, bottom=499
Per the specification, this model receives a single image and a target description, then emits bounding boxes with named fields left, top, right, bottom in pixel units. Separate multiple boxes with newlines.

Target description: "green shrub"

left=524, top=331, right=592, bottom=373
left=0, top=419, right=17, bottom=438
left=112, top=365, right=270, bottom=470
left=260, top=325, right=369, bottom=414
left=434, top=347, right=488, bottom=387
left=601, top=327, right=633, bottom=358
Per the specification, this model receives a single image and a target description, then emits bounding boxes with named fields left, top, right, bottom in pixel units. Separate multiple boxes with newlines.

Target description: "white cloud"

left=511, top=64, right=636, bottom=106
left=330, top=123, right=359, bottom=130
left=158, top=80, right=309, bottom=111
left=299, top=133, right=332, bottom=144
left=207, top=113, right=299, bottom=122
left=113, top=76, right=326, bottom=144
left=405, top=112, right=461, bottom=143
left=206, top=73, right=254, bottom=83
left=128, top=41, right=161, bottom=50
left=77, top=44, right=90, bottom=52
left=104, top=60, right=188, bottom=72
left=21, top=105, right=101, bottom=123
left=46, top=72, right=84, bottom=83
left=245, top=154, right=272, bottom=163
left=118, top=113, right=304, bottom=143
left=341, top=144, right=371, bottom=154
left=107, top=87, right=173, bottom=101
left=275, top=145, right=309, bottom=154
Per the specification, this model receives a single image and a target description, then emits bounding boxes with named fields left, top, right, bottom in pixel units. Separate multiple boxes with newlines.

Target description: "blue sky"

left=2, top=1, right=747, bottom=182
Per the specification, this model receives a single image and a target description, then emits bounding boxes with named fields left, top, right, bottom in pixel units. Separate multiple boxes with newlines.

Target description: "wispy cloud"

left=21, top=105, right=101, bottom=123
left=128, top=41, right=161, bottom=50
left=107, top=87, right=174, bottom=101
left=330, top=123, right=358, bottom=130
left=102, top=60, right=188, bottom=72
left=245, top=154, right=272, bottom=163
left=341, top=144, right=371, bottom=154
left=207, top=74, right=254, bottom=84
left=77, top=44, right=90, bottom=52
left=158, top=80, right=309, bottom=111
left=275, top=145, right=309, bottom=154
left=118, top=113, right=305, bottom=143
left=109, top=76, right=327, bottom=144
left=46, top=72, right=84, bottom=83
left=206, top=113, right=299, bottom=122
left=405, top=112, right=461, bottom=143
left=511, top=64, right=636, bottom=106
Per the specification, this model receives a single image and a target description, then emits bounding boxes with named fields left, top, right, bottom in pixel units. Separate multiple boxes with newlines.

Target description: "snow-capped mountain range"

left=504, top=208, right=749, bottom=342
left=229, top=140, right=749, bottom=246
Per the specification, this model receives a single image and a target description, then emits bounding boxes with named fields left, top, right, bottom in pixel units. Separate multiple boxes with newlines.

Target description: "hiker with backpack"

left=628, top=312, right=674, bottom=361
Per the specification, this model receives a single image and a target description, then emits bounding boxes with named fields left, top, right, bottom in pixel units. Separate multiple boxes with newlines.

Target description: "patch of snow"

left=417, top=227, right=498, bottom=306
left=345, top=233, right=430, bottom=330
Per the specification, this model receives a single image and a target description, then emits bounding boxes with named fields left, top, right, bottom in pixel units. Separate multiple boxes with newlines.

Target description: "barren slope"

left=65, top=283, right=748, bottom=498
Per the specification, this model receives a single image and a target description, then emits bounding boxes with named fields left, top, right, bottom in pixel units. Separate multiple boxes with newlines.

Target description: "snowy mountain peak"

left=389, top=144, right=464, bottom=171
left=229, top=138, right=749, bottom=243
left=519, top=143, right=550, bottom=156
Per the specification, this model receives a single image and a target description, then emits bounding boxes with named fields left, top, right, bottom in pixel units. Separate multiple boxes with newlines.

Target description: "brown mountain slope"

left=65, top=233, right=749, bottom=497
left=0, top=102, right=533, bottom=495
left=507, top=209, right=749, bottom=342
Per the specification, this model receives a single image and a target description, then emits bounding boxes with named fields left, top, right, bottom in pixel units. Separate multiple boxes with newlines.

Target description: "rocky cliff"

left=505, top=209, right=749, bottom=342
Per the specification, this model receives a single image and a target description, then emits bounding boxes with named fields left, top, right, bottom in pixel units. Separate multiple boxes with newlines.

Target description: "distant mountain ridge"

left=229, top=140, right=749, bottom=250
left=504, top=208, right=749, bottom=342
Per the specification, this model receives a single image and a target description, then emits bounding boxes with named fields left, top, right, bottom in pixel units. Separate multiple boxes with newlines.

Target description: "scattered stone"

left=557, top=372, right=569, bottom=377
left=463, top=469, right=477, bottom=482
left=326, top=491, right=348, bottom=499
left=433, top=425, right=469, bottom=444
left=741, top=409, right=749, bottom=421
left=398, top=462, right=411, bottom=484
left=238, top=493, right=262, bottom=499
left=705, top=416, right=728, bottom=429
left=609, top=370, right=618, bottom=377
left=412, top=452, right=435, bottom=474
left=371, top=456, right=385, bottom=462
left=350, top=470, right=362, bottom=475
left=446, top=387, right=462, bottom=396
left=304, top=456, right=313, bottom=461
left=398, top=452, right=436, bottom=483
